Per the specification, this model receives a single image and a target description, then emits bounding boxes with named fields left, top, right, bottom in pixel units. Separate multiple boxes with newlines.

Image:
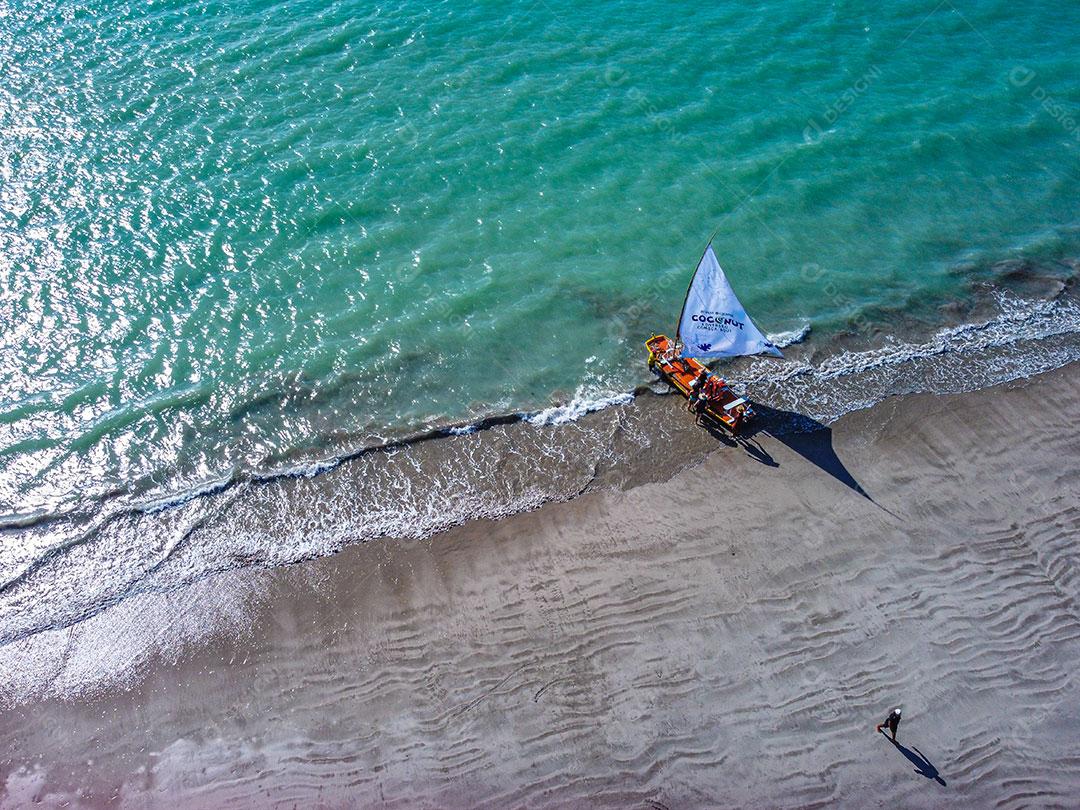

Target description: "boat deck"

left=645, top=334, right=750, bottom=432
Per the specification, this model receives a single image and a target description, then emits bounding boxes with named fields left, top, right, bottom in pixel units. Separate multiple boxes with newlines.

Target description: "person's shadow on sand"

left=737, top=436, right=779, bottom=468
left=880, top=731, right=947, bottom=786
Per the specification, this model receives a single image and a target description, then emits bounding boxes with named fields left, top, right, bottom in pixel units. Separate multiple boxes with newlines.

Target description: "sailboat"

left=645, top=242, right=782, bottom=433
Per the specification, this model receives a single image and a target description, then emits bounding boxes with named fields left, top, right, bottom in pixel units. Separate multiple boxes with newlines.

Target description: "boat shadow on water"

left=699, top=402, right=892, bottom=513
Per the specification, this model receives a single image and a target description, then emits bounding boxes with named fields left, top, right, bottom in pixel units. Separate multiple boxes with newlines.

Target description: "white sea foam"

left=821, top=294, right=1069, bottom=382
left=525, top=391, right=635, bottom=426
left=138, top=476, right=234, bottom=514
left=767, top=322, right=812, bottom=348
left=737, top=291, right=1080, bottom=423
left=4, top=291, right=1080, bottom=706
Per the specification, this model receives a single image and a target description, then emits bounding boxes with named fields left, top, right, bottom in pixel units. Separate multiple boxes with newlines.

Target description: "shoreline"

left=3, top=361, right=1079, bottom=806
left=6, top=270, right=1079, bottom=527
left=4, top=286, right=1080, bottom=654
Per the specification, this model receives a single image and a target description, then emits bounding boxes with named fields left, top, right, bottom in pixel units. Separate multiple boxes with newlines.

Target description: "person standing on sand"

left=876, top=708, right=902, bottom=741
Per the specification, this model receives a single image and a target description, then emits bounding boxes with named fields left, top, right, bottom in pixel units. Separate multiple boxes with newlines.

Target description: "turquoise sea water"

left=2, top=0, right=1079, bottom=517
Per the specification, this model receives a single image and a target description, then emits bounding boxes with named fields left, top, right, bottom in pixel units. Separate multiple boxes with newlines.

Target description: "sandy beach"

left=6, top=1, right=1080, bottom=806
left=3, top=361, right=1080, bottom=808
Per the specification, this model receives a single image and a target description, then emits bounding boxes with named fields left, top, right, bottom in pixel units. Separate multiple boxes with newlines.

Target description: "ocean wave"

left=138, top=476, right=235, bottom=514
left=446, top=425, right=479, bottom=436
left=768, top=322, right=812, bottom=348
left=736, top=291, right=1080, bottom=423
left=3, top=289, right=1080, bottom=666
left=822, top=295, right=1072, bottom=379
left=795, top=293, right=1071, bottom=382
left=7, top=293, right=1077, bottom=537
left=525, top=391, right=636, bottom=426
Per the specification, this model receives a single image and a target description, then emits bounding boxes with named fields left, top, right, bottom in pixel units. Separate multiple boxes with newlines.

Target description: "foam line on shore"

left=4, top=360, right=1080, bottom=810
left=2, top=290, right=1080, bottom=657
left=4, top=291, right=1077, bottom=536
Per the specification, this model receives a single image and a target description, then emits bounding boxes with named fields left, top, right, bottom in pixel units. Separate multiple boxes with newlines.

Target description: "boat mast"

left=675, top=231, right=721, bottom=347
left=675, top=243, right=706, bottom=345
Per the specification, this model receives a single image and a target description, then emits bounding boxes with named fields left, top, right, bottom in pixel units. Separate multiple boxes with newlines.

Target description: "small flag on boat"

left=677, top=244, right=782, bottom=359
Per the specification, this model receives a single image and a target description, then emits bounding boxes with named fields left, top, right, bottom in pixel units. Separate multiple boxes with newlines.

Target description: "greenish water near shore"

left=2, top=0, right=1079, bottom=513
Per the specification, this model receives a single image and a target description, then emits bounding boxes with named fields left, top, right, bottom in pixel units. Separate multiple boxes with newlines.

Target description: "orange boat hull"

left=645, top=334, right=751, bottom=432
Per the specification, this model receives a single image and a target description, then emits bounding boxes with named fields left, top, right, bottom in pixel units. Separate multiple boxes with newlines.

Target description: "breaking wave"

left=525, top=390, right=636, bottom=426
left=2, top=287, right=1080, bottom=698
left=736, top=291, right=1080, bottom=423
left=767, top=322, right=812, bottom=348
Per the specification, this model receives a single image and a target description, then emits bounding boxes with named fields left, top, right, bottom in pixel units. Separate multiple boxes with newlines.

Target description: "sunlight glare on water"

left=1, top=0, right=1078, bottom=516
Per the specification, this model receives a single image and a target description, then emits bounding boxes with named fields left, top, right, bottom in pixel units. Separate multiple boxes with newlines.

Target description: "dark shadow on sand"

left=880, top=731, right=947, bottom=786
left=700, top=402, right=882, bottom=507
left=750, top=404, right=871, bottom=500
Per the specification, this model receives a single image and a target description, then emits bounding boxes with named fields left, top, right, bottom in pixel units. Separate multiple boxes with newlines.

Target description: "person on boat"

left=687, top=368, right=709, bottom=412
left=687, top=388, right=708, bottom=415
left=876, top=707, right=902, bottom=741
left=668, top=340, right=691, bottom=373
left=691, top=368, right=709, bottom=394
left=703, top=376, right=722, bottom=401
left=730, top=402, right=748, bottom=426
left=690, top=376, right=712, bottom=422
left=690, top=392, right=709, bottom=424
left=655, top=338, right=696, bottom=375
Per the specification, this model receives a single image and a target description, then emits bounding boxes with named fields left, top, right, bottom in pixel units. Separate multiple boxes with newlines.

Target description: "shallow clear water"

left=2, top=0, right=1079, bottom=516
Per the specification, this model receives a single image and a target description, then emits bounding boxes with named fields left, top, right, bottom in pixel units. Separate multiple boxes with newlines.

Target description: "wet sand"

left=3, top=363, right=1080, bottom=808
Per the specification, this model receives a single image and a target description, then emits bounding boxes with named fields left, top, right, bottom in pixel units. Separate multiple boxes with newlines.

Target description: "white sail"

left=677, top=244, right=782, bottom=359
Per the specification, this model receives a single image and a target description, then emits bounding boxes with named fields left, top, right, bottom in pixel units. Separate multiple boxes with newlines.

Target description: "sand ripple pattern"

left=2, top=366, right=1078, bottom=807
